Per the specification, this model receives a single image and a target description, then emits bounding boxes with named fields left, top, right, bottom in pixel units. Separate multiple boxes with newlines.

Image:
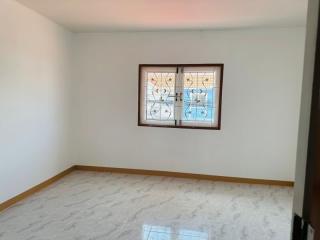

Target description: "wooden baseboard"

left=0, top=166, right=75, bottom=212
left=74, top=165, right=294, bottom=187
left=0, top=164, right=293, bottom=212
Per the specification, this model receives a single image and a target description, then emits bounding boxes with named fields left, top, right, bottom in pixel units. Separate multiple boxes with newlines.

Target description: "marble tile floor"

left=0, top=171, right=293, bottom=240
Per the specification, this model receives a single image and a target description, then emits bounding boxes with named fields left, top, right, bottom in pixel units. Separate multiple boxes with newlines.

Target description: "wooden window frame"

left=138, top=64, right=224, bottom=130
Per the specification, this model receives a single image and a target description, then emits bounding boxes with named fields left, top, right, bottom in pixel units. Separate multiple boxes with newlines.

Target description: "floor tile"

left=0, top=171, right=293, bottom=240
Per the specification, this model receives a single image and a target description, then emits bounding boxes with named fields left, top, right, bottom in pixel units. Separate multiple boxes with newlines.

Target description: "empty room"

left=1, top=0, right=320, bottom=240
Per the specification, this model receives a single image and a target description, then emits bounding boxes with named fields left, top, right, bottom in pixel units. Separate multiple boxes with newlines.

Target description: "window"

left=138, top=64, right=223, bottom=130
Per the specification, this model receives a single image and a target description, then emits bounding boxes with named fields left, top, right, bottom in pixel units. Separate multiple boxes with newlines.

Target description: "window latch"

left=179, top=92, right=183, bottom=102
left=174, top=92, right=183, bottom=101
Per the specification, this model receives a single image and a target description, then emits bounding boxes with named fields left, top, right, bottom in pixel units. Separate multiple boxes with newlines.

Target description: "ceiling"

left=17, top=0, right=308, bottom=32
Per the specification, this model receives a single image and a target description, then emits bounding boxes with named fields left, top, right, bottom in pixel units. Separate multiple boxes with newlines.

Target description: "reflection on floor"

left=143, top=224, right=209, bottom=240
left=0, top=171, right=293, bottom=240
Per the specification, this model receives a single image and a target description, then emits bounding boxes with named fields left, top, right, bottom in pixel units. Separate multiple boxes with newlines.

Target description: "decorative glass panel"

left=181, top=66, right=221, bottom=128
left=146, top=72, right=175, bottom=121
left=139, top=66, right=177, bottom=126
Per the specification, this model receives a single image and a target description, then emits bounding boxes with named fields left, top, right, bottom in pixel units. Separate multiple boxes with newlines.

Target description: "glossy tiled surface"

left=0, top=171, right=293, bottom=240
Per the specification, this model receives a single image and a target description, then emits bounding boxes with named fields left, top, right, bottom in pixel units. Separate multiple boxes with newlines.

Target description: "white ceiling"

left=17, top=0, right=308, bottom=32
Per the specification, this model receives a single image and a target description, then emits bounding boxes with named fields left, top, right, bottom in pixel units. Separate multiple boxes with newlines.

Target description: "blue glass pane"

left=182, top=88, right=215, bottom=122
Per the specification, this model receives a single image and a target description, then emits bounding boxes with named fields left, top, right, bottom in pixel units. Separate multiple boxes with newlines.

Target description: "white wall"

left=0, top=0, right=73, bottom=203
left=0, top=0, right=307, bottom=205
left=293, top=0, right=319, bottom=216
left=72, top=28, right=305, bottom=181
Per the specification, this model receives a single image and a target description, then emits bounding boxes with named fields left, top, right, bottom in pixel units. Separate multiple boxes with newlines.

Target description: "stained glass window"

left=139, top=64, right=223, bottom=129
